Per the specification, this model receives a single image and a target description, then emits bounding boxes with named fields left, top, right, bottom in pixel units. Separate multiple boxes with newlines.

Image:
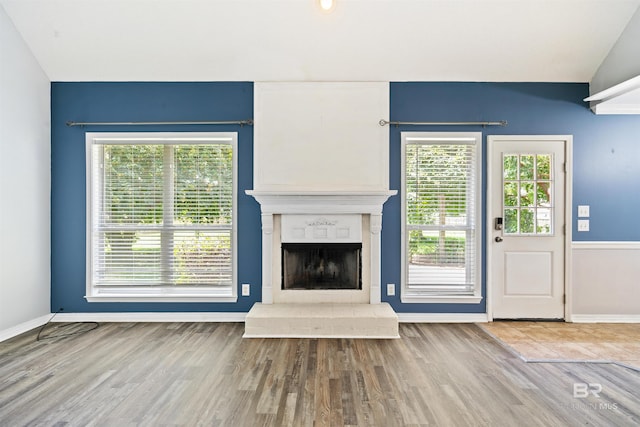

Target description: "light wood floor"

left=1, top=322, right=639, bottom=426
left=481, top=321, right=640, bottom=371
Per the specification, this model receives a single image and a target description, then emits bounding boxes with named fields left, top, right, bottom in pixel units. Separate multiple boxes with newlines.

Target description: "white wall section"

left=0, top=5, right=51, bottom=337
left=590, top=6, right=640, bottom=95
left=254, top=82, right=389, bottom=192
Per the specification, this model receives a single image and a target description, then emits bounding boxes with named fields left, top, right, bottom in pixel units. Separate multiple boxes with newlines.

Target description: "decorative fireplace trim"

left=246, top=191, right=396, bottom=304
left=281, top=214, right=362, bottom=243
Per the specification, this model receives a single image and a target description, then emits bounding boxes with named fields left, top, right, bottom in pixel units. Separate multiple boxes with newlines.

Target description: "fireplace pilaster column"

left=261, top=213, right=274, bottom=304
left=370, top=213, right=383, bottom=304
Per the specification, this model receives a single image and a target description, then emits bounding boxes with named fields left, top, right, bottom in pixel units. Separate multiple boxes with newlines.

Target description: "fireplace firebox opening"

left=281, top=243, right=362, bottom=290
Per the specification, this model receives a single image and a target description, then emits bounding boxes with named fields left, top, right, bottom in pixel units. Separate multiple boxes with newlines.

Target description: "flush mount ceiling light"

left=318, top=0, right=336, bottom=13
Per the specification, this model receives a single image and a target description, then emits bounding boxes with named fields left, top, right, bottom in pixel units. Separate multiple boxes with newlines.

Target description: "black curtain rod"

left=379, top=119, right=507, bottom=127
left=66, top=119, right=254, bottom=127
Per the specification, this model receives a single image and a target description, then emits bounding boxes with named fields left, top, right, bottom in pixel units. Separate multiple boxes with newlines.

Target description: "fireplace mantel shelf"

left=246, top=190, right=397, bottom=215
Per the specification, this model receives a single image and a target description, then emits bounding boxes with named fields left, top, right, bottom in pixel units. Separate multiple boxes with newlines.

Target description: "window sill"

left=86, top=288, right=237, bottom=303
left=401, top=294, right=483, bottom=304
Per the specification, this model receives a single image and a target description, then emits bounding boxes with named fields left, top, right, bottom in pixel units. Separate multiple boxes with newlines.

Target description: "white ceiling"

left=2, top=0, right=639, bottom=82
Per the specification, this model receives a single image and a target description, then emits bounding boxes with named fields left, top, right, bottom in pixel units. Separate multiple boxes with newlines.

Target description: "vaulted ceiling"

left=1, top=0, right=639, bottom=82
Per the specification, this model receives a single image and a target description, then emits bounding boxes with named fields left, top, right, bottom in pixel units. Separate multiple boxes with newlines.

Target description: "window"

left=503, top=153, right=554, bottom=235
left=86, top=132, right=237, bottom=302
left=401, top=132, right=482, bottom=303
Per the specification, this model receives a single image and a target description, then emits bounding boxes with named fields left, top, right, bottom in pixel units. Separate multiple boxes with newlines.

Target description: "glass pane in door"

left=502, top=153, right=554, bottom=235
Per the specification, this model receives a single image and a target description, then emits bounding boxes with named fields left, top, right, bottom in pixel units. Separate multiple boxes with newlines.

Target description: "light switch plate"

left=578, top=205, right=590, bottom=218
left=242, top=283, right=250, bottom=296
left=578, top=219, right=590, bottom=232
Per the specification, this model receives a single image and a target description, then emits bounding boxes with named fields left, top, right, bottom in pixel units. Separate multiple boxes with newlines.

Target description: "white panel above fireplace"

left=254, top=82, right=389, bottom=192
left=281, top=214, right=362, bottom=243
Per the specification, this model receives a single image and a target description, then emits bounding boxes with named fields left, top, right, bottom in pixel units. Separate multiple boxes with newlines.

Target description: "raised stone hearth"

left=244, top=303, right=399, bottom=339
left=245, top=191, right=398, bottom=338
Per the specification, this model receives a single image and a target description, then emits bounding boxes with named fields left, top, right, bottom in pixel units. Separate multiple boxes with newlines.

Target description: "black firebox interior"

left=281, top=243, right=362, bottom=290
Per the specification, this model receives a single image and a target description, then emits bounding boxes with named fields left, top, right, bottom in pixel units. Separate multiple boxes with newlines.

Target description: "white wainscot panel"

left=572, top=242, right=640, bottom=317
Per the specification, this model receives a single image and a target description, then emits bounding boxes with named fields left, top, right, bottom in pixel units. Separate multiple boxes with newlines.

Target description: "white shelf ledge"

left=246, top=190, right=397, bottom=215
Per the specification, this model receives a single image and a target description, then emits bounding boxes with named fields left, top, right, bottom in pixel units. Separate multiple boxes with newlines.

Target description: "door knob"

left=495, top=236, right=503, bottom=242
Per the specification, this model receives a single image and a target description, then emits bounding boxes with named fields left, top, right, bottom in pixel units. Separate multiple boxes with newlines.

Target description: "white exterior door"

left=488, top=136, right=569, bottom=319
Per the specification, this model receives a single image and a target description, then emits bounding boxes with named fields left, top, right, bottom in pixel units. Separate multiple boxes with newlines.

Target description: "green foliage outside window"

left=408, top=231, right=466, bottom=265
left=405, top=144, right=469, bottom=226
left=502, top=154, right=552, bottom=235
left=98, top=143, right=233, bottom=285
left=406, top=144, right=471, bottom=266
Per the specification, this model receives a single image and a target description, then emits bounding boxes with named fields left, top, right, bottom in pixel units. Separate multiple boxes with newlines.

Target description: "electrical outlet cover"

left=386, top=283, right=395, bottom=296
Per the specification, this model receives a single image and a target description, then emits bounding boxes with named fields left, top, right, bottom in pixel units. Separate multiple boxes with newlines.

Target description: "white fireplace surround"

left=246, top=191, right=396, bottom=304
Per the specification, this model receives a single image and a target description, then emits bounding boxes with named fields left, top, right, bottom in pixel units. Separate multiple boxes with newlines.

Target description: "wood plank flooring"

left=1, top=322, right=639, bottom=426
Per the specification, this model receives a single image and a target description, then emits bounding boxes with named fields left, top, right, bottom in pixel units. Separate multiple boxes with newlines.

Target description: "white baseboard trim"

left=0, top=314, right=51, bottom=343
left=52, top=312, right=247, bottom=323
left=397, top=313, right=489, bottom=323
left=2, top=312, right=494, bottom=329
left=51, top=312, right=489, bottom=324
left=571, top=314, right=640, bottom=323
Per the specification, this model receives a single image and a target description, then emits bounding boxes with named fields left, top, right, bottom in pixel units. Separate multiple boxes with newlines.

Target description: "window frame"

left=400, top=132, right=483, bottom=304
left=85, top=132, right=238, bottom=303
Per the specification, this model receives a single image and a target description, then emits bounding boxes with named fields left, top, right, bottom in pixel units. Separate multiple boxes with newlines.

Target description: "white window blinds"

left=86, top=133, right=237, bottom=301
left=402, top=134, right=481, bottom=297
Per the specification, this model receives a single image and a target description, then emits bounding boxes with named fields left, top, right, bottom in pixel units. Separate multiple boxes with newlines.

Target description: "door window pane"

left=521, top=209, right=535, bottom=233
left=504, top=182, right=518, bottom=207
left=504, top=209, right=518, bottom=234
left=520, top=182, right=535, bottom=207
left=502, top=153, right=554, bottom=235
left=536, top=155, right=550, bottom=179
left=519, top=155, right=534, bottom=179
left=537, top=183, right=551, bottom=206
left=536, top=208, right=552, bottom=234
left=503, top=155, right=518, bottom=179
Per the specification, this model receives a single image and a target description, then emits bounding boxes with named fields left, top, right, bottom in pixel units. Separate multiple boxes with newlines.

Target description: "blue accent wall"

left=51, top=82, right=260, bottom=312
left=52, top=81, right=640, bottom=314
left=382, top=82, right=640, bottom=313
